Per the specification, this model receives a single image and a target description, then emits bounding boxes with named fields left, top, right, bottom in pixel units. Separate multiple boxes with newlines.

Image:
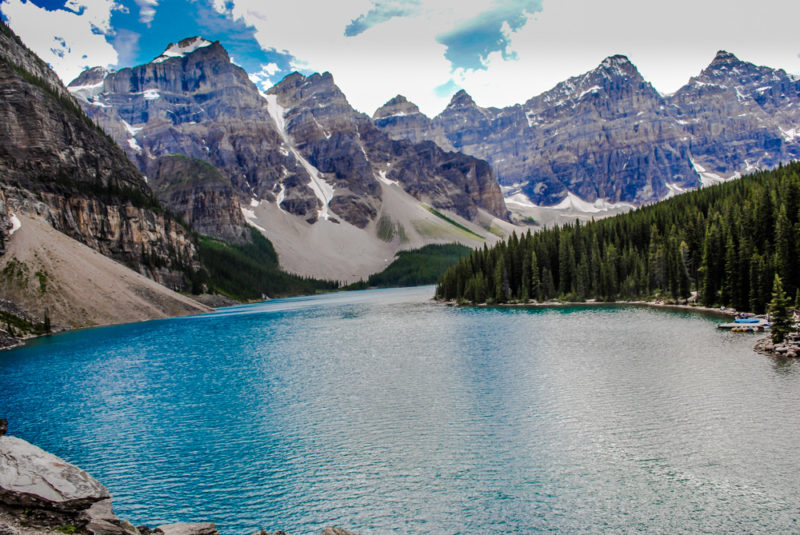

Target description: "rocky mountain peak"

left=709, top=50, right=741, bottom=67
left=447, top=89, right=477, bottom=109
left=152, top=36, right=215, bottom=63
left=68, top=66, right=111, bottom=87
left=373, top=95, right=422, bottom=119
left=597, top=54, right=642, bottom=80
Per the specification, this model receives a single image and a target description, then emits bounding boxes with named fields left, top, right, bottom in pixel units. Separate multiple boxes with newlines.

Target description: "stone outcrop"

left=0, top=20, right=198, bottom=288
left=69, top=38, right=507, bottom=229
left=0, top=436, right=109, bottom=512
left=375, top=52, right=800, bottom=207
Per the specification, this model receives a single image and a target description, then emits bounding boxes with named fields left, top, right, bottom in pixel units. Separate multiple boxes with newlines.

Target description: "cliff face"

left=375, top=53, right=800, bottom=206
left=145, top=156, right=249, bottom=243
left=0, top=22, right=197, bottom=288
left=70, top=40, right=507, bottom=229
left=69, top=38, right=316, bottom=228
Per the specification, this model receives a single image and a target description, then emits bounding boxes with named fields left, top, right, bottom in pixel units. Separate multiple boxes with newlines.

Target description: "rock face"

left=669, top=50, right=800, bottom=180
left=375, top=52, right=800, bottom=207
left=266, top=71, right=508, bottom=224
left=69, top=38, right=507, bottom=229
left=69, top=38, right=306, bottom=224
left=146, top=156, right=249, bottom=243
left=0, top=20, right=198, bottom=288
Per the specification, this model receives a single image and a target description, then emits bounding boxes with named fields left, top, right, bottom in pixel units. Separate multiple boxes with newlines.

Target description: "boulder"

left=154, top=523, right=218, bottom=535
left=321, top=529, right=359, bottom=535
left=0, top=420, right=7, bottom=437
left=80, top=499, right=139, bottom=535
left=0, top=436, right=110, bottom=512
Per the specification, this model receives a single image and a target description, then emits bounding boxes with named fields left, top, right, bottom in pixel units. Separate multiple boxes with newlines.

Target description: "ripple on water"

left=2, top=288, right=800, bottom=534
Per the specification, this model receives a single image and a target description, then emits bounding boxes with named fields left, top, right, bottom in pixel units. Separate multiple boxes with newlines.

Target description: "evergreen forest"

left=436, top=161, right=800, bottom=313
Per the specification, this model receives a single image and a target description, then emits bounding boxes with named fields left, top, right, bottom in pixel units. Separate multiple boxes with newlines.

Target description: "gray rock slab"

left=154, top=523, right=218, bottom=535
left=0, top=436, right=110, bottom=512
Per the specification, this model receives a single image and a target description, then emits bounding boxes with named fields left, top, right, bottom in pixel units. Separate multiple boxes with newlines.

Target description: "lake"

left=2, top=286, right=799, bottom=534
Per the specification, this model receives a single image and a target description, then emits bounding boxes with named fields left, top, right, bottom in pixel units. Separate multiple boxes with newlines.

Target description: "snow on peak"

left=711, top=50, right=739, bottom=64
left=152, top=37, right=213, bottom=64
left=597, top=54, right=641, bottom=80
left=447, top=89, right=477, bottom=109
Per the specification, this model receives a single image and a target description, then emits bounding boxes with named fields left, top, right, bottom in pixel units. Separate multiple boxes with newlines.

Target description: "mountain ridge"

left=375, top=51, right=800, bottom=210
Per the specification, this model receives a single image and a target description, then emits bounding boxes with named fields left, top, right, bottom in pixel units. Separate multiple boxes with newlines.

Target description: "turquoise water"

left=2, top=287, right=800, bottom=534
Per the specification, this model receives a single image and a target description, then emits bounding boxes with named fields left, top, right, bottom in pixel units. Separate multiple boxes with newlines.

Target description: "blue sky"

left=2, top=0, right=799, bottom=116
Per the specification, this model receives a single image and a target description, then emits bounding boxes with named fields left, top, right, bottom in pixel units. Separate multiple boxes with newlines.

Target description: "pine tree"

left=769, top=274, right=793, bottom=343
left=530, top=250, right=541, bottom=301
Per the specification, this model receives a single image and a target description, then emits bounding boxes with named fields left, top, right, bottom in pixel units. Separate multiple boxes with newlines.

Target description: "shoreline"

left=439, top=297, right=737, bottom=319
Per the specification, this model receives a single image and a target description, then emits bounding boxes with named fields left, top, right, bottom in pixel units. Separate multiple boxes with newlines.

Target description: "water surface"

left=2, top=287, right=799, bottom=534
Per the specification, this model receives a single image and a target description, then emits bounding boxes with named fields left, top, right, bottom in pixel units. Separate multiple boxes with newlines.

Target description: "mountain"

left=69, top=37, right=513, bottom=282
left=0, top=21, right=208, bottom=333
left=375, top=52, right=800, bottom=209
left=668, top=50, right=800, bottom=181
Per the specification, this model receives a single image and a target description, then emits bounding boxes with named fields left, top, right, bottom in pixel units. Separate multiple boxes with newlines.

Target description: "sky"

left=1, top=0, right=799, bottom=117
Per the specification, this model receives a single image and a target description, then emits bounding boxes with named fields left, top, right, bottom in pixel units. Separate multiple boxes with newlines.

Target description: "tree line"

left=436, top=161, right=800, bottom=314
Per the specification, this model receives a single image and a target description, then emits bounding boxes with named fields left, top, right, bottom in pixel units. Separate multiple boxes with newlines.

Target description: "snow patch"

left=779, top=127, right=800, bottom=142
left=68, top=80, right=105, bottom=101
left=276, top=185, right=286, bottom=211
left=8, top=213, right=21, bottom=236
left=250, top=198, right=259, bottom=208
left=152, top=37, right=213, bottom=63
left=377, top=170, right=399, bottom=186
left=379, top=112, right=407, bottom=119
left=142, top=89, right=160, bottom=100
left=241, top=207, right=267, bottom=232
left=121, top=120, right=142, bottom=137
left=127, top=138, right=142, bottom=153
left=505, top=192, right=538, bottom=208
left=553, top=192, right=635, bottom=213
left=504, top=190, right=634, bottom=213
left=578, top=85, right=602, bottom=99
left=690, top=158, right=727, bottom=186
left=263, top=93, right=334, bottom=221
left=663, top=182, right=686, bottom=199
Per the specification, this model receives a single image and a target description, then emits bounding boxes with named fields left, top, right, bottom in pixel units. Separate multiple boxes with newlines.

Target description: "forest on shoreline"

left=436, top=161, right=800, bottom=314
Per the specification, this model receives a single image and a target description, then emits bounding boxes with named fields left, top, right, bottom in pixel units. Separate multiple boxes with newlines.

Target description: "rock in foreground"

left=0, top=434, right=359, bottom=535
left=0, top=436, right=110, bottom=512
left=0, top=434, right=215, bottom=535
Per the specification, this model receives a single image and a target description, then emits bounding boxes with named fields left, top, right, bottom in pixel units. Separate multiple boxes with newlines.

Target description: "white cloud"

left=248, top=62, right=280, bottom=89
left=226, top=0, right=503, bottom=116
left=225, top=0, right=800, bottom=116
left=133, top=0, right=158, bottom=24
left=457, top=0, right=800, bottom=107
left=1, top=0, right=120, bottom=84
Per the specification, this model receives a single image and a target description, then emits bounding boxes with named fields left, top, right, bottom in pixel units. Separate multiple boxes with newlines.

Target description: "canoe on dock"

left=718, top=318, right=770, bottom=332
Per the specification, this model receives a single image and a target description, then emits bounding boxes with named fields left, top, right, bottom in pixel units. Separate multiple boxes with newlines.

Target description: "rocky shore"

left=754, top=332, right=800, bottom=358
left=0, top=422, right=356, bottom=535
